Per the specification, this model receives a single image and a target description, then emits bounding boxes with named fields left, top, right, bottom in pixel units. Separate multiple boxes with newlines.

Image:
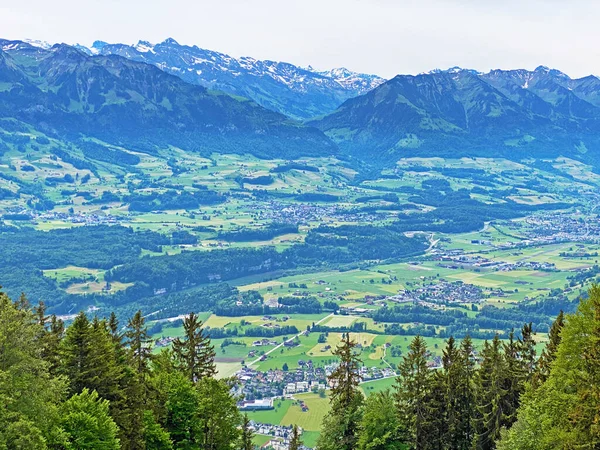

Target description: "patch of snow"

left=23, top=39, right=52, bottom=49
left=133, top=41, right=156, bottom=53
left=2, top=43, right=20, bottom=51
left=191, top=56, right=210, bottom=65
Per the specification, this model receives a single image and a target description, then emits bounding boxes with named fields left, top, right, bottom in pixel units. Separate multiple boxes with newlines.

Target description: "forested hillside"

left=74, top=38, right=385, bottom=120
left=0, top=290, right=246, bottom=449
left=316, top=288, right=600, bottom=450
left=2, top=285, right=598, bottom=449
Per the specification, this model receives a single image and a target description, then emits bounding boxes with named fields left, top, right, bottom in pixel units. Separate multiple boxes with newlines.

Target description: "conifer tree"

left=395, top=335, right=431, bottom=449
left=503, top=330, right=523, bottom=427
left=124, top=310, right=154, bottom=450
left=126, top=310, right=152, bottom=377
left=45, top=314, right=64, bottom=374
left=317, top=333, right=363, bottom=450
left=15, top=292, right=30, bottom=311
left=240, top=414, right=254, bottom=450
left=534, top=310, right=564, bottom=387
left=289, top=424, right=302, bottom=450
left=330, top=333, right=362, bottom=409
left=88, top=317, right=127, bottom=404
left=109, top=311, right=120, bottom=342
left=172, top=312, right=216, bottom=381
left=0, top=290, right=65, bottom=448
left=517, top=323, right=536, bottom=379
left=457, top=335, right=476, bottom=448
left=572, top=285, right=600, bottom=442
left=442, top=336, right=459, bottom=448
left=472, top=335, right=510, bottom=450
left=33, top=301, right=54, bottom=369
left=33, top=300, right=47, bottom=330
left=421, top=371, right=447, bottom=450
left=32, top=302, right=65, bottom=376
left=498, top=286, right=600, bottom=448
left=59, top=311, right=93, bottom=394
left=441, top=335, right=475, bottom=450
left=60, top=313, right=129, bottom=441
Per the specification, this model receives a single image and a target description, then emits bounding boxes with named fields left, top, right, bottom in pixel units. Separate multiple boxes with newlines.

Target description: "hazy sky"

left=2, top=0, right=599, bottom=78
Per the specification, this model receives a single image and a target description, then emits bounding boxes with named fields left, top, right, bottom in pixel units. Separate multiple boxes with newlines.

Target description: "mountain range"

left=0, top=39, right=335, bottom=159
left=311, top=66, right=600, bottom=166
left=70, top=38, right=385, bottom=120
left=3, top=38, right=600, bottom=170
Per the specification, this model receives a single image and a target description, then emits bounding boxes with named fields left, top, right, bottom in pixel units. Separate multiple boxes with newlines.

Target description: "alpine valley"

left=2, top=37, right=600, bottom=449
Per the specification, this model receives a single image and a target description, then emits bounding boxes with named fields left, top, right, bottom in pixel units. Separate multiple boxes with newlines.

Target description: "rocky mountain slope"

left=311, top=66, right=600, bottom=167
left=0, top=39, right=336, bottom=159
left=70, top=38, right=385, bottom=120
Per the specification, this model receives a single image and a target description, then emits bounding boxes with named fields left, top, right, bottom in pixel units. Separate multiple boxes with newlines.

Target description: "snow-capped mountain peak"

left=66, top=37, right=386, bottom=119
left=134, top=40, right=155, bottom=53
left=23, top=39, right=52, bottom=49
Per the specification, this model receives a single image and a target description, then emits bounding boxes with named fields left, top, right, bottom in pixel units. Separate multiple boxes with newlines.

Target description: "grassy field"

left=4, top=145, right=596, bottom=448
left=252, top=434, right=272, bottom=447
left=361, top=376, right=397, bottom=395
left=43, top=266, right=103, bottom=283
left=246, top=399, right=293, bottom=424
left=281, top=393, right=330, bottom=431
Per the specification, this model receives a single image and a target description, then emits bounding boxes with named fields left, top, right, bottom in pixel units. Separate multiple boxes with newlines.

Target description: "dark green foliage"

left=1, top=288, right=242, bottom=450
left=295, top=193, right=340, bottom=202
left=239, top=175, right=274, bottom=185
left=0, top=290, right=65, bottom=448
left=217, top=223, right=299, bottom=242
left=441, top=336, right=474, bottom=450
left=79, top=140, right=141, bottom=166
left=571, top=286, right=600, bottom=443
left=374, top=302, right=556, bottom=340
left=49, top=146, right=98, bottom=173
left=471, top=335, right=512, bottom=450
left=0, top=221, right=426, bottom=317
left=271, top=163, right=319, bottom=173
left=318, top=333, right=364, bottom=450
left=289, top=424, right=302, bottom=450
left=172, top=312, right=217, bottom=382
left=534, top=310, right=564, bottom=386
left=0, top=187, right=17, bottom=200
left=125, top=310, right=153, bottom=376
left=305, top=225, right=427, bottom=261
left=240, top=414, right=255, bottom=450
left=59, top=313, right=128, bottom=435
left=498, top=286, right=600, bottom=448
left=107, top=228, right=427, bottom=296
left=395, top=335, right=431, bottom=448
left=392, top=200, right=571, bottom=234
left=195, top=377, right=241, bottom=450
left=0, top=225, right=170, bottom=309
left=171, top=230, right=198, bottom=245
left=127, top=189, right=224, bottom=212
left=355, top=193, right=399, bottom=203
